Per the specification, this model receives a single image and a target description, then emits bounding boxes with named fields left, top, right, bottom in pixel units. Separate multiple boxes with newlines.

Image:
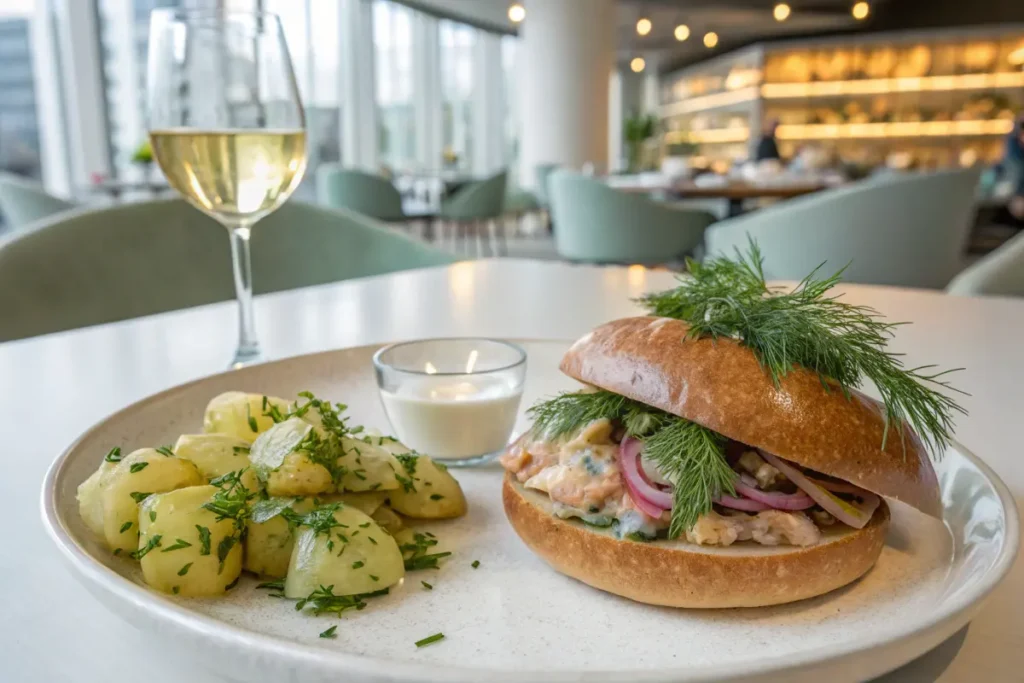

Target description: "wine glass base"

left=230, top=344, right=262, bottom=369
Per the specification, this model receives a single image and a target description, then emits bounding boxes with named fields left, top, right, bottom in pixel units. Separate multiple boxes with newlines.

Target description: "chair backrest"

left=548, top=170, right=716, bottom=264
left=315, top=165, right=405, bottom=221
left=0, top=173, right=77, bottom=228
left=441, top=170, right=508, bottom=220
left=534, top=164, right=559, bottom=206
left=704, top=168, right=981, bottom=289
left=0, top=198, right=454, bottom=342
left=947, top=229, right=1024, bottom=297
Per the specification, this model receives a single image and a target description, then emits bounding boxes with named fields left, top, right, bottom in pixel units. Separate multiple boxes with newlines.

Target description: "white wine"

left=150, top=129, right=307, bottom=223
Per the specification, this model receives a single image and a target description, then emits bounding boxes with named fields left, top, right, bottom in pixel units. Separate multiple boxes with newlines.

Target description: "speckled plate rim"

left=40, top=342, right=1020, bottom=683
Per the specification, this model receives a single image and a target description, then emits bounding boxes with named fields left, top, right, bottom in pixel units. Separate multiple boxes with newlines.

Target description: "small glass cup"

left=372, top=338, right=527, bottom=466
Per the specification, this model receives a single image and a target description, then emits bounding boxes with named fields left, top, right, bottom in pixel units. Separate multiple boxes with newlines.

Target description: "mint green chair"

left=438, top=170, right=509, bottom=255
left=316, top=165, right=406, bottom=221
left=534, top=164, right=559, bottom=208
left=0, top=173, right=77, bottom=228
left=0, top=199, right=454, bottom=342
left=548, top=170, right=716, bottom=264
left=705, top=169, right=981, bottom=289
left=947, top=230, right=1024, bottom=297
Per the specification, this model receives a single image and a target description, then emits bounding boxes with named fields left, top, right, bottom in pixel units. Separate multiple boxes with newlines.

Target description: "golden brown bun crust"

left=503, top=476, right=889, bottom=608
left=560, top=316, right=941, bottom=518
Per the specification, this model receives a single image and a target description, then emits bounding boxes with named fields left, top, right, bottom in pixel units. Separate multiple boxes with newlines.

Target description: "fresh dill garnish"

left=203, top=470, right=255, bottom=569
left=527, top=390, right=733, bottom=536
left=638, top=240, right=966, bottom=453
left=131, top=534, right=162, bottom=560
left=369, top=574, right=379, bottom=582
left=119, top=521, right=133, bottom=533
left=246, top=404, right=259, bottom=433
left=415, top=632, right=445, bottom=648
left=352, top=561, right=364, bottom=569
left=294, top=584, right=388, bottom=616
left=295, top=429, right=347, bottom=485
left=196, top=525, right=211, bottom=555
left=233, top=445, right=251, bottom=454
left=154, top=446, right=174, bottom=457
left=161, top=538, right=193, bottom=553
left=129, top=462, right=149, bottom=474
left=149, top=510, right=156, bottom=522
left=256, top=579, right=285, bottom=591
left=177, top=562, right=192, bottom=576
left=104, top=447, right=123, bottom=463
left=394, top=473, right=416, bottom=493
left=401, top=533, right=452, bottom=571
left=171, top=586, right=180, bottom=595
left=129, top=491, right=152, bottom=504
left=394, top=453, right=418, bottom=476
left=225, top=576, right=240, bottom=590
left=319, top=625, right=338, bottom=639
left=216, top=536, right=238, bottom=574
left=429, top=494, right=444, bottom=501
left=421, top=581, right=433, bottom=590
left=283, top=502, right=345, bottom=537
left=471, top=560, right=480, bottom=569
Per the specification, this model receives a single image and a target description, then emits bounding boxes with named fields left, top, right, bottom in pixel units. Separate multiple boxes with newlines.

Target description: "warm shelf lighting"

left=704, top=31, right=719, bottom=48
left=659, top=86, right=760, bottom=116
left=664, top=128, right=751, bottom=144
left=773, top=3, right=791, bottom=21
left=507, top=3, right=525, bottom=23
left=636, top=17, right=652, bottom=36
left=674, top=24, right=690, bottom=41
left=761, top=71, right=1024, bottom=98
left=630, top=57, right=646, bottom=73
left=852, top=2, right=870, bottom=20
left=1009, top=46, right=1024, bottom=66
left=775, top=119, right=1013, bottom=141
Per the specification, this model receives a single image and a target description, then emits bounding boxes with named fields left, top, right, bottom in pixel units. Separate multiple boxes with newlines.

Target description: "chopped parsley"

left=161, top=538, right=192, bottom=553
left=294, top=584, right=388, bottom=616
left=401, top=533, right=452, bottom=571
left=351, top=561, right=364, bottom=569
left=155, top=446, right=175, bottom=457
left=129, top=462, right=149, bottom=474
left=421, top=581, right=433, bottom=590
left=177, top=562, right=192, bottom=576
left=119, top=521, right=133, bottom=533
left=129, top=491, right=152, bottom=504
left=429, top=494, right=444, bottom=501
left=246, top=404, right=259, bottom=432
left=471, top=560, right=480, bottom=569
left=196, top=525, right=211, bottom=555
left=130, top=534, right=162, bottom=560
left=149, top=510, right=157, bottom=523
left=104, top=447, right=123, bottom=463
left=225, top=576, right=240, bottom=590
left=319, top=625, right=338, bottom=639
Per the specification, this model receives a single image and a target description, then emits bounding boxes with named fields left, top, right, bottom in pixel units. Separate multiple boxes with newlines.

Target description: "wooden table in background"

left=619, top=179, right=833, bottom=216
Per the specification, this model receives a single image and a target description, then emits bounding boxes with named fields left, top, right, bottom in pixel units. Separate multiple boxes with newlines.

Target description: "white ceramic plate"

left=42, top=342, right=1018, bottom=683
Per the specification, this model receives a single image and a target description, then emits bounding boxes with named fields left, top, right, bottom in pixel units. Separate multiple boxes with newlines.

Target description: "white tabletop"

left=3, top=259, right=1021, bottom=682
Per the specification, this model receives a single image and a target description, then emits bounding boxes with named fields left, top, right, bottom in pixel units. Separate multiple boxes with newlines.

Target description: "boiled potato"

left=323, top=491, right=389, bottom=516
left=202, top=391, right=292, bottom=443
left=284, top=503, right=404, bottom=599
left=101, top=449, right=203, bottom=553
left=244, top=497, right=315, bottom=578
left=173, top=433, right=259, bottom=492
left=335, top=436, right=402, bottom=492
left=77, top=458, right=118, bottom=538
left=249, top=418, right=333, bottom=497
left=138, top=485, right=243, bottom=596
left=370, top=505, right=405, bottom=534
left=387, top=455, right=467, bottom=519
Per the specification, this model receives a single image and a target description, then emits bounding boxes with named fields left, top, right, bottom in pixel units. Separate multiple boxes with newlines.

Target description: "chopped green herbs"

left=429, top=494, right=444, bottom=501
left=196, top=525, right=212, bottom=555
left=129, top=462, right=149, bottom=474
left=319, top=625, right=338, bottom=639
left=119, top=521, right=133, bottom=533
left=130, top=534, right=162, bottom=560
left=282, top=502, right=344, bottom=537
left=294, top=584, right=388, bottom=616
left=351, top=561, right=364, bottom=569
left=129, top=491, right=152, bottom=504
left=155, top=446, right=174, bottom=457
left=247, top=404, right=259, bottom=432
left=415, top=633, right=445, bottom=648
left=216, top=536, right=238, bottom=574
left=401, top=533, right=452, bottom=571
left=104, top=447, right=123, bottom=463
left=421, top=581, right=433, bottom=590
left=369, top=575, right=379, bottom=582
left=233, top=445, right=251, bottom=454
left=368, top=536, right=377, bottom=545
left=177, top=562, right=192, bottom=576
left=471, top=560, right=480, bottom=569
left=256, top=580, right=285, bottom=592
left=225, top=576, right=240, bottom=590
left=172, top=586, right=180, bottom=595
left=161, top=538, right=192, bottom=553
left=149, top=510, right=157, bottom=523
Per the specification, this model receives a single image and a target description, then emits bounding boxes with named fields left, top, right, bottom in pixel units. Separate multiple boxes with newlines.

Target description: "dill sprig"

left=400, top=532, right=452, bottom=571
left=639, top=240, right=966, bottom=454
left=527, top=390, right=732, bottom=536
left=294, top=584, right=389, bottom=616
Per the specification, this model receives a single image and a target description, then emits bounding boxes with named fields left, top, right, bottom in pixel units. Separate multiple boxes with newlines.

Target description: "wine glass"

left=147, top=9, right=307, bottom=367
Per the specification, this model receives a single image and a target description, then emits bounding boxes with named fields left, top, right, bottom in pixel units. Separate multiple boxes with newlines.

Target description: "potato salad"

left=78, top=390, right=467, bottom=613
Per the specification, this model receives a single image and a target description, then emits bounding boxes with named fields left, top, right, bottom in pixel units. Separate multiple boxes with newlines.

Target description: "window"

left=439, top=19, right=474, bottom=172
left=501, top=35, right=518, bottom=176
left=373, top=0, right=415, bottom=171
left=0, top=12, right=42, bottom=180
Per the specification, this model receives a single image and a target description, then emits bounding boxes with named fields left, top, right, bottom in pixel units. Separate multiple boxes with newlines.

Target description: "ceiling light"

left=507, top=3, right=525, bottom=23
left=703, top=31, right=719, bottom=48
left=630, top=57, right=646, bottom=73
left=636, top=17, right=652, bottom=36
left=773, top=3, right=791, bottom=21
left=674, top=24, right=690, bottom=41
left=852, top=2, right=869, bottom=20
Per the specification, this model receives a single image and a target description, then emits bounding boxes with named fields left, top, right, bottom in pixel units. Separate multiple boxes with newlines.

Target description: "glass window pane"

left=0, top=7, right=42, bottom=181
left=439, top=19, right=474, bottom=172
left=374, top=0, right=415, bottom=171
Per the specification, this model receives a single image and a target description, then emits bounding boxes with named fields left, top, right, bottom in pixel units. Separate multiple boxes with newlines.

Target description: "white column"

left=518, top=0, right=614, bottom=188
left=412, top=11, right=441, bottom=173
left=53, top=0, right=112, bottom=188
left=608, top=70, right=623, bottom=174
left=99, top=0, right=144, bottom=179
left=31, top=0, right=72, bottom=196
left=339, top=0, right=378, bottom=171
left=472, top=31, right=504, bottom=177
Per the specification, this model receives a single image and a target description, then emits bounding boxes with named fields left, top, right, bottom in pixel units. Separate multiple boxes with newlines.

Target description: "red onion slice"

left=733, top=477, right=816, bottom=511
left=716, top=494, right=770, bottom=512
left=618, top=437, right=672, bottom=517
left=758, top=450, right=880, bottom=529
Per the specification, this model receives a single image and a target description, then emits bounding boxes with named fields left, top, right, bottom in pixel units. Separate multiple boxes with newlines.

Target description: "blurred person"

left=1001, top=114, right=1024, bottom=220
left=755, top=118, right=781, bottom=162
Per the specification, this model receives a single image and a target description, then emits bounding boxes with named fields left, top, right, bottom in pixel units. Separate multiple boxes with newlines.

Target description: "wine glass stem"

left=228, top=221, right=260, bottom=366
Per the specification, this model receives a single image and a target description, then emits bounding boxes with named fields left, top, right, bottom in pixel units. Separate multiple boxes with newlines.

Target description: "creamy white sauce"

left=380, top=375, right=522, bottom=459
